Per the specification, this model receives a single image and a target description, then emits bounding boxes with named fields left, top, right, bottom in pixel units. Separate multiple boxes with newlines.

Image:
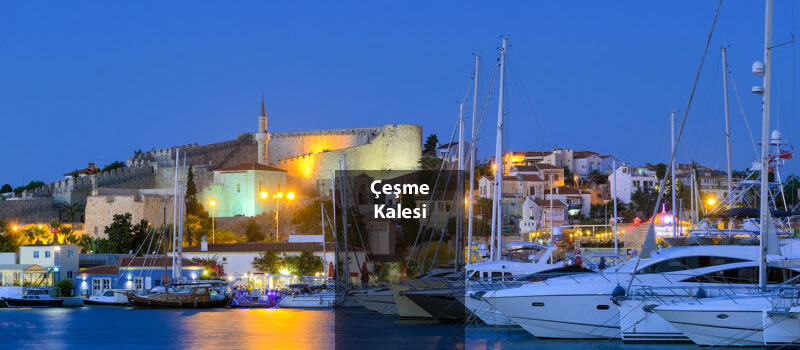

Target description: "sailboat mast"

left=456, top=101, right=465, bottom=271
left=176, top=154, right=186, bottom=279
left=339, top=158, right=349, bottom=289
left=670, top=111, right=677, bottom=239
left=612, top=160, right=618, bottom=254
left=330, top=172, right=338, bottom=281
left=171, top=148, right=180, bottom=280
left=721, top=47, right=733, bottom=196
left=467, top=55, right=479, bottom=265
left=492, top=37, right=508, bottom=261
left=758, top=0, right=773, bottom=291
left=321, top=202, right=326, bottom=278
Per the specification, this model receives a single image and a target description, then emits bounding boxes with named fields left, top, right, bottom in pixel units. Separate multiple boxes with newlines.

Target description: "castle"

left=2, top=98, right=422, bottom=225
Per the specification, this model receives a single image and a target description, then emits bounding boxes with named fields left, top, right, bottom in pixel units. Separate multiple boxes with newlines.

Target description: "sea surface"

left=0, top=307, right=706, bottom=350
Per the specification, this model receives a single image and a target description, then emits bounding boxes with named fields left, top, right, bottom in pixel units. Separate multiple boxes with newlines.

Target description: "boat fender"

left=642, top=304, right=659, bottom=313
left=471, top=291, right=487, bottom=300
left=695, top=287, right=707, bottom=299
left=610, top=285, right=625, bottom=305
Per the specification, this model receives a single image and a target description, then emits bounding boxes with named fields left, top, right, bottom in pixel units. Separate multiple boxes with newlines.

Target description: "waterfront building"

left=519, top=197, right=569, bottom=232
left=491, top=149, right=619, bottom=178
left=201, top=163, right=287, bottom=217
left=0, top=264, right=48, bottom=286
left=180, top=237, right=365, bottom=287
left=544, top=186, right=591, bottom=218
left=74, top=257, right=202, bottom=296
left=18, top=244, right=79, bottom=284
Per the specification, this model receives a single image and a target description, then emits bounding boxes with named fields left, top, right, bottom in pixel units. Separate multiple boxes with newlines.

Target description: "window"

left=45, top=251, right=50, bottom=258
left=680, top=267, right=800, bottom=284
left=102, top=278, right=111, bottom=291
left=33, top=251, right=39, bottom=258
left=68, top=250, right=74, bottom=258
left=237, top=184, right=240, bottom=193
left=134, top=277, right=144, bottom=290
left=638, top=256, right=748, bottom=274
left=66, top=271, right=73, bottom=279
left=92, top=279, right=102, bottom=295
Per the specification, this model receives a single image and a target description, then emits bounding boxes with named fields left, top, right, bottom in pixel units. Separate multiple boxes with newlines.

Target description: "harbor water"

left=0, top=307, right=705, bottom=349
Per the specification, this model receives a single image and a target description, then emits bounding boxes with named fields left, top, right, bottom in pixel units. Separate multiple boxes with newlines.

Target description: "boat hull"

left=354, top=289, right=397, bottom=315
left=619, top=298, right=690, bottom=343
left=488, top=292, right=621, bottom=339
left=127, top=293, right=231, bottom=309
left=764, top=306, right=800, bottom=348
left=278, top=293, right=338, bottom=308
left=403, top=288, right=466, bottom=321
left=460, top=290, right=516, bottom=326
left=389, top=283, right=433, bottom=318
left=5, top=298, right=64, bottom=308
left=655, top=308, right=764, bottom=346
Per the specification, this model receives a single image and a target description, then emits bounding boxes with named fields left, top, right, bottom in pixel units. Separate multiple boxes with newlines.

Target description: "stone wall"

left=0, top=198, right=59, bottom=224
left=127, top=134, right=257, bottom=169
left=277, top=124, right=423, bottom=193
left=84, top=191, right=177, bottom=238
left=268, top=127, right=382, bottom=164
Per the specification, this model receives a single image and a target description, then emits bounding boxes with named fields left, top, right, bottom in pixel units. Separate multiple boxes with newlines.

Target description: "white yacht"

left=483, top=245, right=783, bottom=339
left=459, top=243, right=593, bottom=326
left=352, top=286, right=397, bottom=315
left=83, top=290, right=130, bottom=306
left=278, top=282, right=339, bottom=308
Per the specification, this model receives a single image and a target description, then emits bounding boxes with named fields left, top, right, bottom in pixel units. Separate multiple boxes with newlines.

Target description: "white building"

left=519, top=197, right=568, bottom=232
left=180, top=237, right=366, bottom=286
left=607, top=165, right=658, bottom=203
left=544, top=186, right=592, bottom=218
left=18, top=244, right=80, bottom=284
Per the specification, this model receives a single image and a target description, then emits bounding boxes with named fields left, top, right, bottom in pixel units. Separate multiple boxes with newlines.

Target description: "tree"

left=285, top=250, right=323, bottom=276
left=56, top=279, right=74, bottom=297
left=563, top=167, right=574, bottom=185
left=185, top=166, right=207, bottom=218
left=104, top=213, right=150, bottom=254
left=13, top=181, right=45, bottom=195
left=244, top=218, right=265, bottom=242
left=252, top=250, right=283, bottom=274
left=101, top=161, right=125, bottom=173
left=423, top=134, right=439, bottom=154
left=0, top=184, right=11, bottom=193
left=192, top=256, right=223, bottom=279
left=654, top=163, right=668, bottom=180
left=58, top=202, right=84, bottom=222
left=418, top=156, right=443, bottom=170
left=630, top=189, right=658, bottom=220
left=290, top=200, right=333, bottom=237
left=213, top=230, right=240, bottom=244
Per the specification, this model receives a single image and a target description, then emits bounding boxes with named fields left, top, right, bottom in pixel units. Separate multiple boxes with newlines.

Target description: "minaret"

left=255, top=95, right=270, bottom=164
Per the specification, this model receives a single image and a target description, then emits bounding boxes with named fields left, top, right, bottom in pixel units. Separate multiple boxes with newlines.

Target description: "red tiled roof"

left=482, top=175, right=543, bottom=182
left=545, top=186, right=583, bottom=195
left=215, top=162, right=287, bottom=172
left=534, top=163, right=561, bottom=170
left=119, top=257, right=200, bottom=267
left=573, top=151, right=600, bottom=159
left=77, top=265, right=119, bottom=275
left=532, top=199, right=568, bottom=207
left=182, top=242, right=361, bottom=253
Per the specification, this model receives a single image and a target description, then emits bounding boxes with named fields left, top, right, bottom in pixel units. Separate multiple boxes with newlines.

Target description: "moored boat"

left=4, top=287, right=64, bottom=308
left=127, top=282, right=231, bottom=308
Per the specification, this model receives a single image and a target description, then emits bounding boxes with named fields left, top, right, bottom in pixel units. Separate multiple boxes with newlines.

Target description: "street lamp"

left=208, top=199, right=217, bottom=244
left=270, top=191, right=295, bottom=241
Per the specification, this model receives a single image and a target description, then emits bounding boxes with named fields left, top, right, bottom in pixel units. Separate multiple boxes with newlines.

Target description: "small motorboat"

left=83, top=290, right=130, bottom=306
left=4, top=287, right=64, bottom=308
left=278, top=282, right=339, bottom=308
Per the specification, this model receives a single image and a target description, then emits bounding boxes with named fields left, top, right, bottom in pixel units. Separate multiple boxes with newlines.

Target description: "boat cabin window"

left=103, top=291, right=114, bottom=297
left=193, top=287, right=208, bottom=295
left=637, top=256, right=747, bottom=274
left=679, top=267, right=800, bottom=284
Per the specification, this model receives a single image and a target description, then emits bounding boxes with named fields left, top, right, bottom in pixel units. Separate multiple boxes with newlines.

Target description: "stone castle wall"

left=268, top=127, right=382, bottom=164
left=128, top=133, right=257, bottom=169
left=277, top=124, right=422, bottom=193
left=0, top=198, right=59, bottom=224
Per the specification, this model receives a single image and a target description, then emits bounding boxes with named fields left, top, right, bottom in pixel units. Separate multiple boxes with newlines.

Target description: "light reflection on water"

left=0, top=307, right=702, bottom=350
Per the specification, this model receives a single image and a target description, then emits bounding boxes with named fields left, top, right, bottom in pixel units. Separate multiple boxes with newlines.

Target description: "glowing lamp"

left=279, top=268, right=290, bottom=275
left=286, top=192, right=295, bottom=200
left=12, top=225, right=18, bottom=231
left=260, top=191, right=268, bottom=199
left=707, top=197, right=716, bottom=206
left=276, top=192, right=284, bottom=199
left=208, top=199, right=217, bottom=207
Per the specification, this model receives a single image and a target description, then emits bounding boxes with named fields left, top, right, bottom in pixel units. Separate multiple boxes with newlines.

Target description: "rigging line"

left=728, top=68, right=761, bottom=159
left=630, top=0, right=723, bottom=279
left=507, top=50, right=549, bottom=149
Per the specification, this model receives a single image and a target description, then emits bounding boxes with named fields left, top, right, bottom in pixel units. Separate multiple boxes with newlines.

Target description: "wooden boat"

left=127, top=283, right=231, bottom=308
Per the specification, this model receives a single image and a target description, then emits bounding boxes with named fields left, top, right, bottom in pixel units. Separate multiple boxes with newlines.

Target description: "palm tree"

left=58, top=203, right=84, bottom=223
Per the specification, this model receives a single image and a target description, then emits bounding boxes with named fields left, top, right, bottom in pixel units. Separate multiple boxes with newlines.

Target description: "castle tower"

left=255, top=95, right=270, bottom=164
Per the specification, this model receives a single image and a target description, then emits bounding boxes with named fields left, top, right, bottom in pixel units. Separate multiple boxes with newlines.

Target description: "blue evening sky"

left=1, top=1, right=798, bottom=187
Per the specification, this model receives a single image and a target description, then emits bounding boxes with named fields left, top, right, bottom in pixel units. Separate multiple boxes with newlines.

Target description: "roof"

left=0, top=264, right=46, bottom=272
left=510, top=165, right=539, bottom=173
left=482, top=174, right=544, bottom=182
left=531, top=199, right=568, bottom=207
left=573, top=151, right=600, bottom=159
left=77, top=264, right=120, bottom=275
left=119, top=257, right=201, bottom=267
left=545, top=186, right=584, bottom=195
left=215, top=162, right=287, bottom=173
left=525, top=151, right=551, bottom=157
left=182, top=242, right=361, bottom=253
left=534, top=163, right=561, bottom=170
left=63, top=163, right=99, bottom=177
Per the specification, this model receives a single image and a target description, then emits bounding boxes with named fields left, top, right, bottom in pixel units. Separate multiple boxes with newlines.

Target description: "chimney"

left=201, top=235, right=208, bottom=252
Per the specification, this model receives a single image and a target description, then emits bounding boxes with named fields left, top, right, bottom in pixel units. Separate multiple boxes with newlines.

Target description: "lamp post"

left=270, top=191, right=295, bottom=241
left=208, top=199, right=217, bottom=244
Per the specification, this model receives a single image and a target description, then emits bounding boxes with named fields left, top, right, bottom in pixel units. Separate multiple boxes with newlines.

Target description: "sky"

left=1, top=1, right=799, bottom=187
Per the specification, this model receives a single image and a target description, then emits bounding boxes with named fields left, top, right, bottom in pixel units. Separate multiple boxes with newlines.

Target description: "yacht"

left=278, top=282, right=339, bottom=308
left=5, top=287, right=64, bottom=308
left=83, top=290, right=130, bottom=306
left=483, top=245, right=785, bottom=339
left=352, top=286, right=397, bottom=315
